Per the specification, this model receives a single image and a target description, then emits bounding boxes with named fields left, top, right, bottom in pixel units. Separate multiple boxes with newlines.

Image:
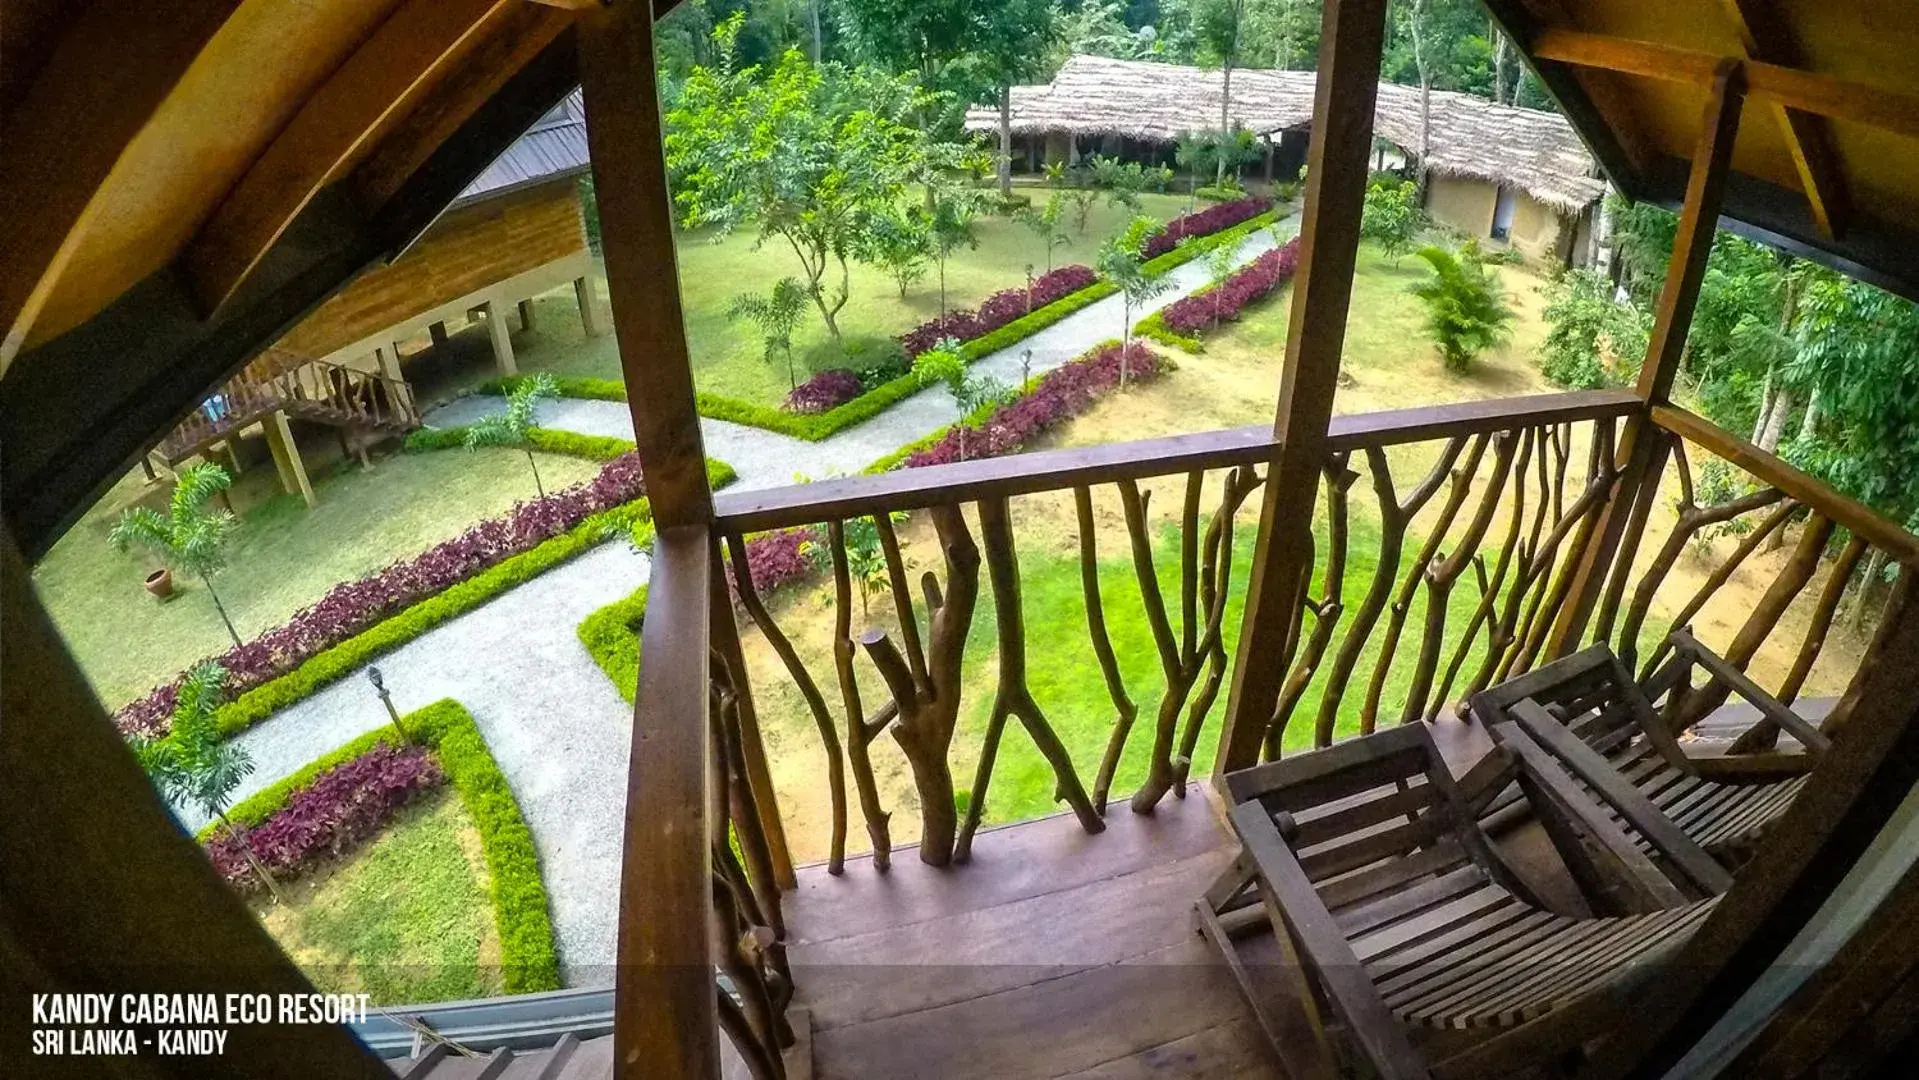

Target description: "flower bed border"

left=489, top=207, right=1282, bottom=442
left=577, top=584, right=648, bottom=703
left=202, top=699, right=561, bottom=994
left=405, top=425, right=636, bottom=462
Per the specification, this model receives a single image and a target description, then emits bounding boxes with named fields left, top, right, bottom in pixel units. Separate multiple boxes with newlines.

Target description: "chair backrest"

left=1471, top=643, right=1694, bottom=773
left=1225, top=723, right=1537, bottom=915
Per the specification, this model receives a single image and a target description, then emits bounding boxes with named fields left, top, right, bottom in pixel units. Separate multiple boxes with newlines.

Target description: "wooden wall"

left=279, top=178, right=586, bottom=358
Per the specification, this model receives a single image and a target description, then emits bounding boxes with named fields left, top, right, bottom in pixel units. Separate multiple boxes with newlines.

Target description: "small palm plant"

left=727, top=277, right=811, bottom=388
left=110, top=462, right=243, bottom=648
left=465, top=373, right=559, bottom=497
left=1206, top=241, right=1239, bottom=330
left=1409, top=244, right=1515, bottom=373
left=130, top=662, right=283, bottom=902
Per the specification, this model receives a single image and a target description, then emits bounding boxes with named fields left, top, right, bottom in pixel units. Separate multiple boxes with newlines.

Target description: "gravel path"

left=189, top=214, right=1297, bottom=988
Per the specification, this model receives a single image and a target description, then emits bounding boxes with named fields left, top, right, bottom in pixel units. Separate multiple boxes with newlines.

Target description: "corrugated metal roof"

left=455, top=88, right=589, bottom=205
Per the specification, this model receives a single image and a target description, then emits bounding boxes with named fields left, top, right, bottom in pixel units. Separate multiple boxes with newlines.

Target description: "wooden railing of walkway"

left=157, top=347, right=419, bottom=464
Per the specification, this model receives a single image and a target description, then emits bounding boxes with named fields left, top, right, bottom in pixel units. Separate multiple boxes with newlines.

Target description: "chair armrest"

left=1505, top=702, right=1734, bottom=898
left=1227, top=801, right=1431, bottom=1080
left=1670, top=629, right=1832, bottom=755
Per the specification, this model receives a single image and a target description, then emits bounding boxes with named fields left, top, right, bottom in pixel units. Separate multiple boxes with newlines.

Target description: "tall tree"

left=110, top=462, right=243, bottom=648
left=971, top=0, right=1061, bottom=199
left=667, top=16, right=958, bottom=347
left=1193, top=0, right=1248, bottom=185
left=1095, top=215, right=1173, bottom=381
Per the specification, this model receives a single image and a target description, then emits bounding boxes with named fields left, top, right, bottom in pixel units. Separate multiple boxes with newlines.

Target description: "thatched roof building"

left=964, top=55, right=1607, bottom=214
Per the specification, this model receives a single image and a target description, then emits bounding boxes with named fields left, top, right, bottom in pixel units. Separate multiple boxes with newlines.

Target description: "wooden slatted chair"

left=1198, top=722, right=1730, bottom=1080
left=1468, top=634, right=1829, bottom=866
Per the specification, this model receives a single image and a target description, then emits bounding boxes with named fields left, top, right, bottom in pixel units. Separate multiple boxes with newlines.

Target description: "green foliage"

left=802, top=516, right=892, bottom=613
left=1134, top=310, right=1205, bottom=353
left=665, top=17, right=961, bottom=344
left=408, top=424, right=635, bottom=463
left=465, top=373, right=560, bottom=497
left=1360, top=175, right=1422, bottom=264
left=577, top=585, right=649, bottom=703
left=480, top=375, right=625, bottom=402
left=859, top=209, right=932, bottom=299
left=1087, top=154, right=1172, bottom=212
left=201, top=699, right=562, bottom=993
left=1097, top=214, right=1174, bottom=363
left=1539, top=268, right=1646, bottom=390
left=1013, top=193, right=1069, bottom=272
left=110, top=462, right=242, bottom=646
left=1408, top=243, right=1515, bottom=372
left=727, top=276, right=813, bottom=388
left=133, top=663, right=251, bottom=821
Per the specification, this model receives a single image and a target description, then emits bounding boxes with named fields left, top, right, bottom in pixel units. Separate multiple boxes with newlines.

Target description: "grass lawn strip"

left=205, top=699, right=561, bottom=995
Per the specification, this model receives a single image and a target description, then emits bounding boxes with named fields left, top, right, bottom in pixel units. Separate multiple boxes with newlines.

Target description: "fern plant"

left=1409, top=244, right=1515, bottom=373
left=727, top=277, right=812, bottom=387
left=465, top=372, right=560, bottom=497
left=110, top=462, right=243, bottom=647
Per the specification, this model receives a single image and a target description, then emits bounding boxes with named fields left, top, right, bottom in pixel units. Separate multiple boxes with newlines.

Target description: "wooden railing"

left=160, top=350, right=420, bottom=462
left=707, top=390, right=1643, bottom=870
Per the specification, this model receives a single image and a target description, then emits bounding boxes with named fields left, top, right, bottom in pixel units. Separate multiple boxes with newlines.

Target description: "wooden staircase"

left=158, top=346, right=420, bottom=465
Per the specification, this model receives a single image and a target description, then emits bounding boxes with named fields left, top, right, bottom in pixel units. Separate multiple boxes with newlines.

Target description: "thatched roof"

left=964, top=55, right=1608, bottom=214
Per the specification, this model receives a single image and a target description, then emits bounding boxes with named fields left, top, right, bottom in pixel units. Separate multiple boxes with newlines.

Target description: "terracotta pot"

left=145, top=568, right=174, bottom=599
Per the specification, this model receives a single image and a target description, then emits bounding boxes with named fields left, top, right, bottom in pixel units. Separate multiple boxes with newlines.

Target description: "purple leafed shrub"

left=783, top=369, right=864, bottom=413
left=115, top=453, right=651, bottom=737
left=1143, top=197, right=1273, bottom=258
left=904, top=342, right=1165, bottom=469
left=205, top=744, right=445, bottom=889
left=727, top=527, right=816, bottom=599
left=1158, top=236, right=1301, bottom=337
left=900, top=265, right=1099, bottom=356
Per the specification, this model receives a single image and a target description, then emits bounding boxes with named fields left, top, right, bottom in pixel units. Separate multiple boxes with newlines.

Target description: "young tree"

left=666, top=16, right=953, bottom=347
left=111, top=463, right=243, bottom=648
left=1539, top=268, right=1648, bottom=390
left=1409, top=243, right=1514, bottom=372
left=728, top=277, right=813, bottom=386
left=464, top=373, right=559, bottom=497
left=1096, top=215, right=1173, bottom=383
left=913, top=340, right=1011, bottom=460
left=1206, top=240, right=1240, bottom=330
left=1175, top=131, right=1216, bottom=211
left=1361, top=175, right=1421, bottom=264
left=1014, top=193, right=1069, bottom=271
left=802, top=515, right=892, bottom=613
left=926, top=187, right=982, bottom=318
left=130, top=662, right=282, bottom=901
left=1088, top=154, right=1152, bottom=213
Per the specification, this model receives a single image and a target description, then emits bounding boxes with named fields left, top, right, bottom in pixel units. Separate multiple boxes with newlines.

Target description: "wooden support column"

left=1546, top=61, right=1745, bottom=659
left=580, top=3, right=712, bottom=530
left=481, top=300, right=518, bottom=376
left=576, top=274, right=605, bottom=337
left=263, top=408, right=316, bottom=508
left=580, top=4, right=724, bottom=1079
left=1215, top=0, right=1390, bottom=775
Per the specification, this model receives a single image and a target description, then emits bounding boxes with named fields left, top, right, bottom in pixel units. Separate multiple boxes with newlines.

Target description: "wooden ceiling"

left=0, top=0, right=576, bottom=371
left=1490, top=0, right=1919, bottom=299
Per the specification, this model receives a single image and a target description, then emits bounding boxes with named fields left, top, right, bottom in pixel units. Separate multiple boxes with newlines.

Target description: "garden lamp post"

left=1022, top=349, right=1034, bottom=392
left=367, top=666, right=409, bottom=743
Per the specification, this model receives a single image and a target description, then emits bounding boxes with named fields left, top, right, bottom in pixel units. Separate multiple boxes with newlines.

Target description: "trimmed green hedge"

left=1195, top=186, right=1245, bottom=202
left=1133, top=311, right=1205, bottom=353
left=577, top=585, right=648, bottom=704
left=479, top=375, right=626, bottom=402
left=1139, top=209, right=1281, bottom=277
left=203, top=700, right=561, bottom=994
left=406, top=424, right=637, bottom=462
left=208, top=459, right=735, bottom=740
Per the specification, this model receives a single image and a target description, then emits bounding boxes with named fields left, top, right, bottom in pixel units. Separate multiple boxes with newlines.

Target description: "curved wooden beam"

left=185, top=0, right=516, bottom=316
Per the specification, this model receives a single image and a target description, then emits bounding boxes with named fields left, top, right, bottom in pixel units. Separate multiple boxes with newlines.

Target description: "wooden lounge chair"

left=1198, top=722, right=1729, bottom=1080
left=1468, top=634, right=1829, bottom=866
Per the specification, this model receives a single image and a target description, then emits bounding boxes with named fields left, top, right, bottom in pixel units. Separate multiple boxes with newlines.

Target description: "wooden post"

left=580, top=4, right=712, bottom=530
left=580, top=4, right=725, bottom=1078
left=576, top=274, right=605, bottom=337
left=429, top=320, right=450, bottom=348
left=481, top=300, right=518, bottom=376
left=375, top=346, right=414, bottom=412
left=1215, top=0, right=1390, bottom=776
left=1546, top=61, right=1745, bottom=659
left=263, top=408, right=315, bottom=508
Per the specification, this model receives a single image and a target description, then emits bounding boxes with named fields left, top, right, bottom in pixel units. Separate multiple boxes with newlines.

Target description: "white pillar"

left=575, top=275, right=604, bottom=338
left=482, top=300, right=518, bottom=376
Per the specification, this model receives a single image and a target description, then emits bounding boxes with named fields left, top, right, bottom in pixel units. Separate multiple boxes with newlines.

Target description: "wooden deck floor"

left=783, top=784, right=1274, bottom=1079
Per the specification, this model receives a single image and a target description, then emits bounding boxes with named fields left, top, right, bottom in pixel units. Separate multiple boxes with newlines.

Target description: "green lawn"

left=457, top=191, right=1204, bottom=408
left=256, top=788, right=502, bottom=1005
left=34, top=445, right=601, bottom=710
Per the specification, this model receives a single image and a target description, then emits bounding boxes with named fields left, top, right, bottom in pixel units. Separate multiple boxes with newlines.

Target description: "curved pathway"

left=178, top=216, right=1298, bottom=986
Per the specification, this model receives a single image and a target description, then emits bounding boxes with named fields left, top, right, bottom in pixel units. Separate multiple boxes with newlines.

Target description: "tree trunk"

left=200, top=572, right=243, bottom=649
left=1752, top=374, right=1774, bottom=443
left=1492, top=18, right=1511, bottom=104
left=808, top=0, right=822, bottom=61
left=217, top=810, right=285, bottom=905
left=1412, top=0, right=1432, bottom=189
left=1798, top=384, right=1822, bottom=441
left=998, top=85, right=1014, bottom=200
left=1758, top=388, right=1794, bottom=452
left=525, top=447, right=545, bottom=498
